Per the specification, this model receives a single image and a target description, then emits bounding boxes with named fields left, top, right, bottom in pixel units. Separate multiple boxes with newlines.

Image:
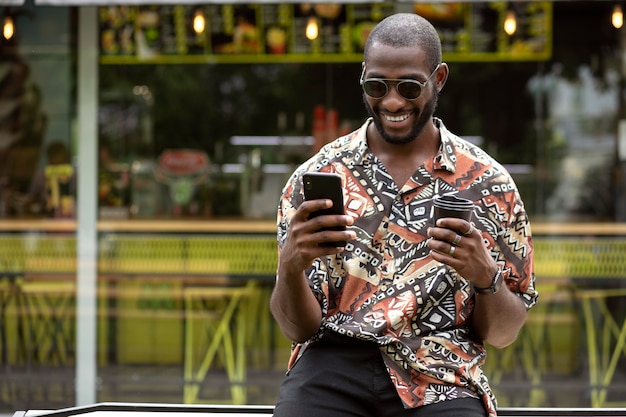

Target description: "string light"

left=504, top=9, right=517, bottom=36
left=3, top=16, right=14, bottom=40
left=612, top=4, right=623, bottom=29
left=305, top=16, right=318, bottom=40
left=193, top=9, right=205, bottom=34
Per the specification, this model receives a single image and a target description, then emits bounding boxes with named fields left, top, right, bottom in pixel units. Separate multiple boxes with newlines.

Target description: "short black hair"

left=364, top=13, right=442, bottom=71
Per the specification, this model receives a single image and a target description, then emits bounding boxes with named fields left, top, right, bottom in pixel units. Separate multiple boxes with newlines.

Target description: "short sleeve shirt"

left=277, top=118, right=538, bottom=417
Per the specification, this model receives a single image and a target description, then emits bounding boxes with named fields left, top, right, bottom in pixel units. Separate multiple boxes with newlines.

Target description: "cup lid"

left=433, top=195, right=473, bottom=209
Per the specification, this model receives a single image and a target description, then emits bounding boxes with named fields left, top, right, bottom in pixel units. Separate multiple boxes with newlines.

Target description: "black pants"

left=273, top=333, right=487, bottom=417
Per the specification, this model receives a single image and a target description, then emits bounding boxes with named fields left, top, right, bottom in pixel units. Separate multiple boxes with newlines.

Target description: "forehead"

left=364, top=43, right=430, bottom=77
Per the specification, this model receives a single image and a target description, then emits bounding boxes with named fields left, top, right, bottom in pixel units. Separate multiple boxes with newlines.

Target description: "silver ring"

left=452, top=235, right=462, bottom=245
left=463, top=223, right=475, bottom=237
left=448, top=245, right=456, bottom=256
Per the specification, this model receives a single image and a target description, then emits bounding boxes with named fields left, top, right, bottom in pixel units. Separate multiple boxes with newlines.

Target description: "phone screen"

left=303, top=172, right=346, bottom=246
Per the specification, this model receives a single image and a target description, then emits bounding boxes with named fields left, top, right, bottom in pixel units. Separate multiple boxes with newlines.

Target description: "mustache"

left=361, top=90, right=439, bottom=146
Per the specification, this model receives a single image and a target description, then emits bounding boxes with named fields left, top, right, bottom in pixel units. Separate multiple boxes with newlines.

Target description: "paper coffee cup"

left=432, top=195, right=473, bottom=222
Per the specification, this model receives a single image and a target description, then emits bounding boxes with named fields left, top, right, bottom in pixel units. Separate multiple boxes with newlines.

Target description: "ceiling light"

left=504, top=9, right=517, bottom=36
left=3, top=16, right=14, bottom=40
left=305, top=16, right=318, bottom=41
left=193, top=10, right=205, bottom=34
left=612, top=4, right=623, bottom=29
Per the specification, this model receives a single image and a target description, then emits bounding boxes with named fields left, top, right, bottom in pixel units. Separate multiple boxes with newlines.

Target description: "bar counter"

left=2, top=218, right=626, bottom=235
left=2, top=218, right=626, bottom=407
left=0, top=219, right=277, bottom=234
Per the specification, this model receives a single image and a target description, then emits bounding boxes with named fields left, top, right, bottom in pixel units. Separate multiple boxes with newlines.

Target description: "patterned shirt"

left=277, top=118, right=538, bottom=417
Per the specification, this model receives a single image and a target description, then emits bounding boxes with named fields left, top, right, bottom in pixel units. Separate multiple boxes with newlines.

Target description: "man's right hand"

left=280, top=199, right=355, bottom=275
left=270, top=199, right=355, bottom=343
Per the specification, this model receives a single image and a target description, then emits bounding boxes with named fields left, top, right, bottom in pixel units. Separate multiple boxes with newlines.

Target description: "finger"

left=428, top=226, right=461, bottom=244
left=429, top=244, right=458, bottom=265
left=298, top=199, right=333, bottom=219
left=436, top=218, right=474, bottom=235
left=427, top=237, right=456, bottom=256
left=463, top=222, right=475, bottom=237
left=308, top=214, right=353, bottom=233
left=313, top=228, right=356, bottom=246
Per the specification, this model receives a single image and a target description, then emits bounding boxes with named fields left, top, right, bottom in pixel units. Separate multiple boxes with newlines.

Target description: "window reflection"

left=1, top=2, right=626, bottom=415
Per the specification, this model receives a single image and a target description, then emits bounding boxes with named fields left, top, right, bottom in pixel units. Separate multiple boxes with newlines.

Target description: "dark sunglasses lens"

left=363, top=80, right=387, bottom=98
left=398, top=81, right=422, bottom=100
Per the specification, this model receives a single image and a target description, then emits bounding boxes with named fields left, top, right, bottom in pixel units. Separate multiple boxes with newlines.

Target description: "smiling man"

left=270, top=13, right=537, bottom=417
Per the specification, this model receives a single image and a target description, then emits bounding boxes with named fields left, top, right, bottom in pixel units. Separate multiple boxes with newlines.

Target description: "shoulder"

left=439, top=120, right=514, bottom=182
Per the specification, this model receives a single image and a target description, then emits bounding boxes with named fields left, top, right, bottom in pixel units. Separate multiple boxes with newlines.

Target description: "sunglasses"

left=360, top=63, right=441, bottom=100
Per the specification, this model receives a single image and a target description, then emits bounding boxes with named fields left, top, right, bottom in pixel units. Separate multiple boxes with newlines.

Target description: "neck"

left=366, top=120, right=441, bottom=187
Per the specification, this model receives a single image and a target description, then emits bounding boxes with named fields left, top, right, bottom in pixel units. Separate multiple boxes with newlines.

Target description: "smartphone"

left=303, top=172, right=346, bottom=247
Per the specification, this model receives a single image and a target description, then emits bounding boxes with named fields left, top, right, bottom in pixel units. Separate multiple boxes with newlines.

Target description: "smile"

left=384, top=113, right=411, bottom=122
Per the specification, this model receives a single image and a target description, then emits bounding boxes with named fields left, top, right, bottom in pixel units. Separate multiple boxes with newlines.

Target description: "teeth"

left=384, top=113, right=410, bottom=122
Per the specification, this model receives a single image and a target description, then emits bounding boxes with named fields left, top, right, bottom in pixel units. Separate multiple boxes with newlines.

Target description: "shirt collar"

left=432, top=117, right=457, bottom=174
left=349, top=118, right=375, bottom=167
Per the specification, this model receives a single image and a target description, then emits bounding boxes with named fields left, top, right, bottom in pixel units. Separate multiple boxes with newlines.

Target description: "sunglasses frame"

left=359, top=63, right=442, bottom=101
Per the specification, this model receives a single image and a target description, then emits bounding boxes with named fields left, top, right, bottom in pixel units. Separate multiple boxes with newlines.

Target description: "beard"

left=363, top=88, right=438, bottom=145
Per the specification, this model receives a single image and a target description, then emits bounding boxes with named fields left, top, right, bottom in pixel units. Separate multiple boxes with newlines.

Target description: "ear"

left=435, top=62, right=449, bottom=93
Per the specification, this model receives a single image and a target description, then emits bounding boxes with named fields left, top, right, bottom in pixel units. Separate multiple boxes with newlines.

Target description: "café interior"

left=1, top=0, right=626, bottom=414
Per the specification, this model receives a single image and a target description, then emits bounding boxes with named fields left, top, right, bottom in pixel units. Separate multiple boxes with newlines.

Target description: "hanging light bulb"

left=504, top=9, right=517, bottom=36
left=3, top=16, right=14, bottom=40
left=305, top=16, right=318, bottom=41
left=193, top=9, right=205, bottom=34
left=612, top=4, right=623, bottom=29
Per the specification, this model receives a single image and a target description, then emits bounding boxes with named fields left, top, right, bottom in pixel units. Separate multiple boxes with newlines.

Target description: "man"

left=270, top=13, right=537, bottom=417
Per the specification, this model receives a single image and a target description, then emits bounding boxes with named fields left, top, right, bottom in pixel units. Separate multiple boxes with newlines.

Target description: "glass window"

left=2, top=2, right=626, bottom=415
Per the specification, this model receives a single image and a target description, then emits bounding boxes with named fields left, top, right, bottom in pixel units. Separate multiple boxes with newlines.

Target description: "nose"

left=380, top=84, right=407, bottom=110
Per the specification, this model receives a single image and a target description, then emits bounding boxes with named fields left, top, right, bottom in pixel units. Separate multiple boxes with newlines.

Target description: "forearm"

left=270, top=269, right=322, bottom=343
left=472, top=286, right=527, bottom=348
left=271, top=192, right=356, bottom=343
